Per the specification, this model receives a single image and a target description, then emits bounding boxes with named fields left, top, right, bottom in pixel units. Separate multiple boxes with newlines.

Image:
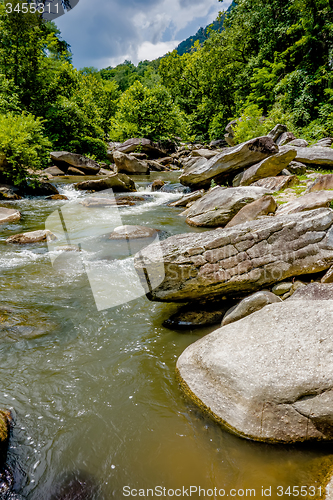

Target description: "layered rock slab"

left=176, top=300, right=333, bottom=443
left=134, top=208, right=333, bottom=302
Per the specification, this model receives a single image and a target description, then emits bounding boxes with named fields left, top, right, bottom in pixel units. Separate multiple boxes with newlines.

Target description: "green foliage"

left=110, top=81, right=188, bottom=142
left=232, top=105, right=268, bottom=144
left=0, top=112, right=51, bottom=184
left=69, top=136, right=107, bottom=161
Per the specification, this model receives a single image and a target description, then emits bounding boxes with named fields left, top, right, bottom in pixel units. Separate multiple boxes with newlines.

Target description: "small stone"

left=221, top=291, right=282, bottom=326
left=272, top=282, right=293, bottom=296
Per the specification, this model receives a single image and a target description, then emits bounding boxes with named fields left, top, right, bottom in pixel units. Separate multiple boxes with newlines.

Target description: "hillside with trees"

left=0, top=0, right=332, bottom=185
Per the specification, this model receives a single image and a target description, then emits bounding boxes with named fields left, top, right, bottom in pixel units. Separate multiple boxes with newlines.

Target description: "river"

left=0, top=173, right=331, bottom=499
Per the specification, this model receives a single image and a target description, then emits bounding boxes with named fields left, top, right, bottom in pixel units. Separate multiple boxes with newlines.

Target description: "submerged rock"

left=6, top=230, right=57, bottom=244
left=75, top=173, right=136, bottom=192
left=45, top=194, right=68, bottom=200
left=151, top=180, right=165, bottom=192
left=134, top=208, right=333, bottom=302
left=221, top=290, right=282, bottom=326
left=0, top=208, right=21, bottom=224
left=176, top=299, right=333, bottom=443
left=109, top=225, right=159, bottom=239
left=182, top=186, right=270, bottom=227
left=179, top=136, right=278, bottom=189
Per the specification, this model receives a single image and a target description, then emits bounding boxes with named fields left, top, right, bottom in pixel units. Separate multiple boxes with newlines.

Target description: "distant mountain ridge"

left=176, top=1, right=235, bottom=56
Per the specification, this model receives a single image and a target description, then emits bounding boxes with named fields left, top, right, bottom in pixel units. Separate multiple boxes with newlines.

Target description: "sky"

left=55, top=0, right=232, bottom=70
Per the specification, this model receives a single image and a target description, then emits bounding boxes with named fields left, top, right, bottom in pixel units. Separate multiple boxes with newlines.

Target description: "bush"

left=232, top=105, right=268, bottom=144
left=109, top=81, right=188, bottom=142
left=69, top=136, right=107, bottom=161
left=0, top=112, right=51, bottom=184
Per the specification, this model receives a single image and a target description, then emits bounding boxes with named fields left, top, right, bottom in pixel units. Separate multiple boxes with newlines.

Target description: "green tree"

left=110, top=81, right=188, bottom=142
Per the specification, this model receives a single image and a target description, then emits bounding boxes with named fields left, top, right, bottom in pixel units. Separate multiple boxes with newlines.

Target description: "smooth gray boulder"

left=75, top=173, right=136, bottom=192
left=176, top=299, right=333, bottom=442
left=6, top=230, right=57, bottom=244
left=221, top=290, right=282, bottom=326
left=276, top=191, right=333, bottom=215
left=134, top=208, right=333, bottom=302
left=0, top=208, right=21, bottom=224
left=180, top=136, right=278, bottom=189
left=272, top=282, right=293, bottom=296
left=225, top=195, right=277, bottom=228
left=113, top=151, right=149, bottom=175
left=280, top=145, right=333, bottom=166
left=50, top=151, right=100, bottom=174
left=182, top=186, right=270, bottom=227
left=238, top=149, right=297, bottom=186
left=191, top=149, right=217, bottom=159
left=43, top=166, right=66, bottom=176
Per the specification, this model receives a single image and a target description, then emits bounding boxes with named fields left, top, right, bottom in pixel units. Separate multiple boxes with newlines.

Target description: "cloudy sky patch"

left=55, top=0, right=232, bottom=70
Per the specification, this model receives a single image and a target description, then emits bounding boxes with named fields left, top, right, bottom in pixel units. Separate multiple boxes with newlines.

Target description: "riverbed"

left=0, top=173, right=332, bottom=499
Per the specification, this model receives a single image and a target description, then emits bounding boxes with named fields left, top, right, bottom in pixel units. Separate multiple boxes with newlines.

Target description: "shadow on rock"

left=49, top=470, right=102, bottom=500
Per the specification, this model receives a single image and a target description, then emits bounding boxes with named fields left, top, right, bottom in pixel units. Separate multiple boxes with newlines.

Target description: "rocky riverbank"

left=2, top=128, right=333, bottom=496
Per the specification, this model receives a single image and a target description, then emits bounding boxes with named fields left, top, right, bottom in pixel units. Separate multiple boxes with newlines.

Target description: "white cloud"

left=137, top=40, right=181, bottom=63
left=55, top=0, right=232, bottom=69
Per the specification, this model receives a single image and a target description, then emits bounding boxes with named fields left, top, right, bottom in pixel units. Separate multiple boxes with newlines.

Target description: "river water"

left=0, top=173, right=332, bottom=499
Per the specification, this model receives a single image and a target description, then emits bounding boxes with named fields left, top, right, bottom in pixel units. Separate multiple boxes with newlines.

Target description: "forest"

left=0, top=0, right=332, bottom=185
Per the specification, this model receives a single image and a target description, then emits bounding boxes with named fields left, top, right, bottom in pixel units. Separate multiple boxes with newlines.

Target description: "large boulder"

left=250, top=175, right=297, bottom=191
left=50, top=151, right=100, bottom=174
left=276, top=191, right=333, bottom=215
left=280, top=145, right=333, bottom=167
left=75, top=173, right=136, bottom=192
left=24, top=181, right=59, bottom=197
left=116, top=138, right=167, bottom=157
left=0, top=208, right=21, bottom=224
left=289, top=282, right=333, bottom=301
left=181, top=186, right=270, bottom=227
left=288, top=139, right=309, bottom=148
left=221, top=290, right=282, bottom=326
left=113, top=151, right=149, bottom=175
left=225, top=195, right=277, bottom=228
left=276, top=132, right=296, bottom=147
left=267, top=124, right=288, bottom=143
left=6, top=229, right=57, bottom=244
left=134, top=208, right=333, bottom=302
left=43, top=166, right=65, bottom=176
left=313, top=138, right=333, bottom=148
left=179, top=137, right=278, bottom=189
left=307, top=174, right=333, bottom=193
left=237, top=149, right=297, bottom=186
left=176, top=299, right=333, bottom=443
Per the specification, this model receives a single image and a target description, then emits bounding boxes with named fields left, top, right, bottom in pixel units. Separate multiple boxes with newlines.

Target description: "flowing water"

left=0, top=173, right=332, bottom=499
